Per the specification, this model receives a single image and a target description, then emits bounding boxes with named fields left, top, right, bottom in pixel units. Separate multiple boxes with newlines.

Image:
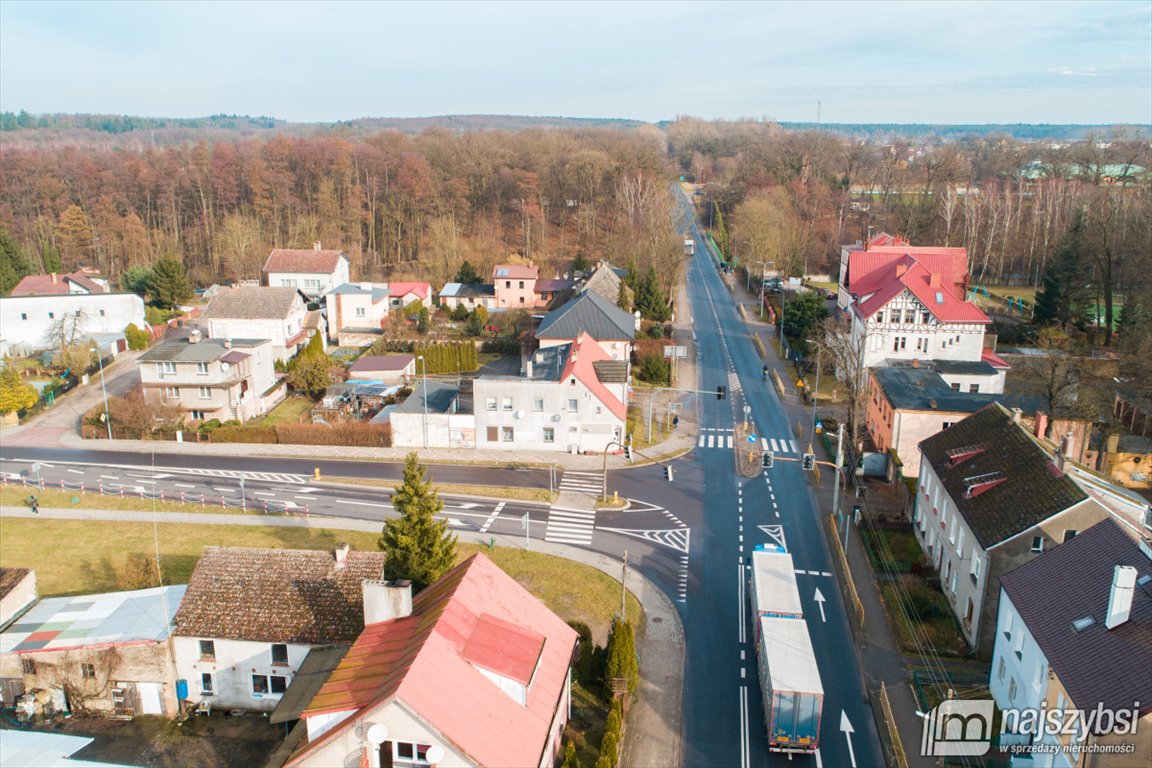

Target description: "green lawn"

left=250, top=395, right=316, bottom=425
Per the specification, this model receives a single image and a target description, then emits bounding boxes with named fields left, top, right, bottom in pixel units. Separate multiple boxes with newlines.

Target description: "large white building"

left=263, top=244, right=350, bottom=297
left=0, top=292, right=146, bottom=358
left=202, top=285, right=319, bottom=362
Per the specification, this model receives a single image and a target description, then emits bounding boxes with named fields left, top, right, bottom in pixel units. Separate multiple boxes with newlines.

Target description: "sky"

left=1, top=0, right=1150, bottom=125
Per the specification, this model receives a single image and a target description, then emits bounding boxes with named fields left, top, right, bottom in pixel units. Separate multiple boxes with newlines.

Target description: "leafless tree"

left=813, top=315, right=869, bottom=454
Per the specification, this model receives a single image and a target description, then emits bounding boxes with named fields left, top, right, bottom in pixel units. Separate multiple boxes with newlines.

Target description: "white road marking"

left=478, top=501, right=506, bottom=534
left=66, top=468, right=85, bottom=475
left=99, top=475, right=119, bottom=480
left=213, top=488, right=236, bottom=494
left=336, top=499, right=389, bottom=508
left=173, top=483, right=196, bottom=489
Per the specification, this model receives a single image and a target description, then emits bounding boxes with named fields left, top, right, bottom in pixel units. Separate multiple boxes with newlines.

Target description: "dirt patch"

left=17, top=711, right=284, bottom=768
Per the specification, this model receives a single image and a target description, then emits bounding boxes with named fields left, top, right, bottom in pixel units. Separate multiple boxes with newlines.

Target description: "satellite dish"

left=426, top=745, right=445, bottom=763
left=365, top=723, right=389, bottom=746
left=221, top=362, right=231, bottom=372
left=515, top=410, right=525, bottom=420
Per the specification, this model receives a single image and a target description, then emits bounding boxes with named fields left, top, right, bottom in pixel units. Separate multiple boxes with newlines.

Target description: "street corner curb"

left=594, top=498, right=632, bottom=512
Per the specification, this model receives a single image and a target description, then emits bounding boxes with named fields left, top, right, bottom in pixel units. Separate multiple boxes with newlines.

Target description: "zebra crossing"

left=164, top=467, right=309, bottom=484
left=760, top=437, right=800, bottom=455
left=557, top=470, right=601, bottom=494
left=727, top=370, right=742, bottom=396
left=697, top=429, right=734, bottom=449
left=544, top=506, right=597, bottom=545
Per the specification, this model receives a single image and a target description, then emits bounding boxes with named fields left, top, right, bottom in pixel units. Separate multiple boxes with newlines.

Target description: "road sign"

left=663, top=345, right=687, bottom=359
left=743, top=405, right=751, bottom=415
left=748, top=434, right=757, bottom=443
left=796, top=379, right=805, bottom=388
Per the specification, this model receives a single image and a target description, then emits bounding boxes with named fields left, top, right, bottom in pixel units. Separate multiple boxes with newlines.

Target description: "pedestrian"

left=27, top=495, right=38, bottom=515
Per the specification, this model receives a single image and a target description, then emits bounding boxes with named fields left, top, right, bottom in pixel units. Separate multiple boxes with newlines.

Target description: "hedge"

left=209, top=422, right=391, bottom=446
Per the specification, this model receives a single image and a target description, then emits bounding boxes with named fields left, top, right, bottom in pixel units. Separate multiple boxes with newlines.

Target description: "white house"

left=438, top=283, right=496, bottom=312
left=202, top=286, right=319, bottom=362
left=172, top=545, right=385, bottom=713
left=263, top=244, right=350, bottom=297
left=138, top=331, right=279, bottom=423
left=991, top=519, right=1152, bottom=767
left=0, top=292, right=146, bottom=358
left=473, top=332, right=628, bottom=453
left=324, top=283, right=390, bottom=344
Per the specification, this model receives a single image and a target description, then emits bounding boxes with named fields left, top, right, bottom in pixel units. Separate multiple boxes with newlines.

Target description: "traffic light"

left=762, top=451, right=774, bottom=468
left=716, top=386, right=726, bottom=400
left=801, top=453, right=816, bottom=471
left=663, top=465, right=674, bottom=482
left=623, top=444, right=632, bottom=461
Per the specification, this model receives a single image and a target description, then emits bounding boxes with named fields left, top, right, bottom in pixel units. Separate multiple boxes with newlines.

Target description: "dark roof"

left=918, top=403, right=1090, bottom=549
left=873, top=366, right=1046, bottom=413
left=393, top=381, right=458, bottom=414
left=535, top=279, right=573, bottom=293
left=269, top=645, right=350, bottom=725
left=593, top=359, right=629, bottom=383
left=1000, top=519, right=1152, bottom=713
left=173, top=546, right=385, bottom=644
left=203, top=286, right=303, bottom=321
left=528, top=344, right=569, bottom=381
left=0, top=568, right=32, bottom=601
left=327, top=283, right=390, bottom=302
left=886, top=358, right=997, bottom=376
left=263, top=249, right=345, bottom=274
left=139, top=337, right=266, bottom=363
left=349, top=355, right=415, bottom=374
left=535, top=290, right=635, bottom=342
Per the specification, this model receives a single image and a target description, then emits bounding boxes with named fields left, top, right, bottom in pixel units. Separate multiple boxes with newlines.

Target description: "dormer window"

left=946, top=445, right=987, bottom=467
left=963, top=471, right=1005, bottom=499
left=935, top=291, right=945, bottom=304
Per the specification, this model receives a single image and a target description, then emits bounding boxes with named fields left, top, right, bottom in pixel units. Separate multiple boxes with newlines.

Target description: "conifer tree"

left=379, top=453, right=457, bottom=589
left=604, top=618, right=639, bottom=695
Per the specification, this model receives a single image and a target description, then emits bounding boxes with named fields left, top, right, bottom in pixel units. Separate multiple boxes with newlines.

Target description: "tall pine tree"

left=1033, top=215, right=1093, bottom=328
left=148, top=257, right=193, bottom=309
left=379, top=453, right=457, bottom=589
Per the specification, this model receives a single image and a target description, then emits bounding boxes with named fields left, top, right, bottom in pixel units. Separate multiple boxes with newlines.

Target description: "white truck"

left=683, top=237, right=695, bottom=255
left=751, top=544, right=825, bottom=753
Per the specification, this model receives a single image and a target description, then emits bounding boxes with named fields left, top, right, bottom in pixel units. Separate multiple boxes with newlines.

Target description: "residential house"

left=324, top=283, right=390, bottom=345
left=534, top=290, right=637, bottom=360
left=0, top=731, right=145, bottom=768
left=492, top=264, right=538, bottom=309
left=0, top=585, right=187, bottom=717
left=387, top=282, right=433, bottom=309
left=0, top=292, right=146, bottom=358
left=991, top=519, right=1152, bottom=767
left=579, top=260, right=629, bottom=306
left=138, top=332, right=278, bottom=422
left=263, top=243, right=350, bottom=297
left=171, top=545, right=386, bottom=713
left=282, top=552, right=578, bottom=768
left=914, top=403, right=1112, bottom=656
left=10, top=271, right=109, bottom=296
left=347, top=354, right=416, bottom=384
left=382, top=381, right=467, bottom=449
left=867, top=364, right=1044, bottom=477
left=202, top=285, right=319, bottom=362
left=533, top=278, right=573, bottom=309
left=473, top=332, right=628, bottom=453
left=438, top=282, right=496, bottom=313
left=0, top=568, right=37, bottom=632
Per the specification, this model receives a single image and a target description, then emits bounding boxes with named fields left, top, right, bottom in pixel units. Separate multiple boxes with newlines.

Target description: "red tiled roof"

left=387, top=281, right=430, bottom=300
left=293, top=553, right=577, bottom=768
left=560, top=332, right=627, bottom=421
left=492, top=264, right=539, bottom=280
left=263, top=249, right=345, bottom=274
left=981, top=349, right=1010, bottom=369
left=461, top=613, right=545, bottom=686
left=854, top=257, right=988, bottom=325
left=534, top=279, right=573, bottom=294
left=10, top=272, right=109, bottom=296
left=848, top=247, right=969, bottom=297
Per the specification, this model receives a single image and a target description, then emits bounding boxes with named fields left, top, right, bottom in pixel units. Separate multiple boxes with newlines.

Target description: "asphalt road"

left=674, top=191, right=884, bottom=768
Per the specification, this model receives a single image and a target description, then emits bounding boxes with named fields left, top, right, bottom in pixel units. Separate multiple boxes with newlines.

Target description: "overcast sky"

left=2, top=0, right=1149, bottom=125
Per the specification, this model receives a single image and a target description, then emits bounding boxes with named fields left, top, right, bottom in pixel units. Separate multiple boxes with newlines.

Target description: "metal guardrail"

left=878, top=683, right=909, bottom=768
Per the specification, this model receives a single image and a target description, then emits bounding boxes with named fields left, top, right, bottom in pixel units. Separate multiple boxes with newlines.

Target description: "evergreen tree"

left=616, top=278, right=631, bottom=311
left=0, top=225, right=31, bottom=295
left=635, top=267, right=669, bottom=321
left=454, top=260, right=483, bottom=285
left=561, top=740, right=581, bottom=768
left=119, top=264, right=153, bottom=296
left=781, top=291, right=829, bottom=342
left=379, top=453, right=458, bottom=589
left=416, top=306, right=430, bottom=334
left=604, top=618, right=639, bottom=695
left=286, top=334, right=330, bottom=395
left=1033, top=216, right=1093, bottom=328
left=572, top=252, right=588, bottom=275
left=148, top=257, right=193, bottom=309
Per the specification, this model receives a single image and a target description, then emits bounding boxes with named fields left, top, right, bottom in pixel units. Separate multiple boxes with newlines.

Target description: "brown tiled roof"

left=202, top=286, right=302, bottom=321
left=1000, top=519, right=1152, bottom=712
left=10, top=272, right=108, bottom=296
left=0, top=567, right=33, bottom=601
left=918, top=403, right=1089, bottom=549
left=173, top=546, right=385, bottom=644
left=263, top=249, right=345, bottom=274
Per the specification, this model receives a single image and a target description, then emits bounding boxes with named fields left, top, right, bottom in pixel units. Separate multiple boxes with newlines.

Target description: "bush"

left=635, top=354, right=669, bottom=386
left=211, top=425, right=278, bottom=444
left=646, top=324, right=665, bottom=339
left=198, top=419, right=222, bottom=433
left=480, top=336, right=519, bottom=355
left=597, top=732, right=618, bottom=768
left=908, top=585, right=949, bottom=621
left=124, top=323, right=151, bottom=350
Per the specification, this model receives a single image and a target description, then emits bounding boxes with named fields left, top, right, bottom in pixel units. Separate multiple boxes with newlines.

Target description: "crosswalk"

left=545, top=506, right=597, bottom=545
left=168, top=467, right=309, bottom=484
left=558, top=470, right=601, bottom=494
left=697, top=429, right=734, bottom=449
left=760, top=437, right=800, bottom=455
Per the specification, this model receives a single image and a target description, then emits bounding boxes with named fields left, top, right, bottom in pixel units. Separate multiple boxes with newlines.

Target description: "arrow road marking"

left=841, top=711, right=856, bottom=768
left=814, top=588, right=827, bottom=622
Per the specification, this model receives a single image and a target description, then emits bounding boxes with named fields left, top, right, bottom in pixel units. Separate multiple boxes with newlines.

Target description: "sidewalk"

left=0, top=504, right=683, bottom=768
left=726, top=273, right=934, bottom=768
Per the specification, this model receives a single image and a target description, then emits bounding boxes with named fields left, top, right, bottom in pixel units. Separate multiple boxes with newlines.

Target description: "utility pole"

left=834, top=426, right=848, bottom=550
left=620, top=549, right=628, bottom=620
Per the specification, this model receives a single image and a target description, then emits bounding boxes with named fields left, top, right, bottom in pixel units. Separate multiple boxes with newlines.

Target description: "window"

left=876, top=311, right=885, bottom=323
left=156, top=361, right=176, bottom=376
left=942, top=421, right=955, bottom=430
left=950, top=383, right=961, bottom=392
left=543, top=427, right=555, bottom=443
left=163, top=386, right=179, bottom=398
left=1063, top=529, right=1078, bottom=542
left=198, top=386, right=211, bottom=400
left=519, top=296, right=525, bottom=304
left=964, top=598, right=974, bottom=625
left=921, top=311, right=930, bottom=324
left=970, top=553, right=982, bottom=584
left=392, top=742, right=432, bottom=763
left=916, top=337, right=927, bottom=352
left=199, top=640, right=216, bottom=660
left=191, top=410, right=207, bottom=420
left=48, top=312, right=54, bottom=319
left=281, top=279, right=297, bottom=287
left=196, top=362, right=209, bottom=375
left=950, top=572, right=958, bottom=597
left=486, top=397, right=497, bottom=411
left=81, top=663, right=96, bottom=679
left=502, top=426, right=514, bottom=442
left=251, top=674, right=287, bottom=697
left=533, top=398, right=544, bottom=412
left=968, top=384, right=979, bottom=393
left=956, top=528, right=965, bottom=557
left=1003, top=610, right=1014, bottom=640
left=21, top=657, right=35, bottom=675
left=1030, top=536, right=1044, bottom=553
left=200, top=672, right=214, bottom=694
left=99, top=309, right=106, bottom=316
left=1008, top=677, right=1018, bottom=703
left=568, top=398, right=579, bottom=413
left=505, top=280, right=511, bottom=288
left=20, top=312, right=26, bottom=320
left=270, top=644, right=288, bottom=665
left=904, top=310, right=916, bottom=324
left=305, top=279, right=320, bottom=290
left=518, top=280, right=525, bottom=289
left=501, top=397, right=513, bottom=411
left=892, top=336, right=906, bottom=351
left=486, top=426, right=498, bottom=442
left=997, top=657, right=1006, bottom=681
left=355, top=307, right=366, bottom=317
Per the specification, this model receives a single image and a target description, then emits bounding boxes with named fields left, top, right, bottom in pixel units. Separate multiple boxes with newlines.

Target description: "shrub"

left=211, top=425, right=278, bottom=444
left=124, top=323, right=151, bottom=350
left=908, top=585, right=949, bottom=621
left=604, top=619, right=639, bottom=696
left=597, top=732, right=618, bottom=768
left=646, top=324, right=665, bottom=339
left=198, top=419, right=222, bottom=433
left=635, top=354, right=670, bottom=386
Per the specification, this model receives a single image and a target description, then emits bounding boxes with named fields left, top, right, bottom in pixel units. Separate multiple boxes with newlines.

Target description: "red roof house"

left=285, top=553, right=578, bottom=768
left=10, top=271, right=109, bottom=297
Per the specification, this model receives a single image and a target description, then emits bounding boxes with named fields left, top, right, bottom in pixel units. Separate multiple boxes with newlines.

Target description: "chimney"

left=51, top=272, right=58, bottom=284
left=911, top=358, right=920, bottom=369
left=1105, top=565, right=1138, bottom=629
left=1060, top=430, right=1074, bottom=459
left=362, top=579, right=413, bottom=626
left=1010, top=407, right=1022, bottom=425
left=224, top=339, right=232, bottom=349
left=334, top=543, right=350, bottom=568
left=313, top=241, right=322, bottom=251
left=895, top=263, right=908, bottom=278
left=929, top=273, right=941, bottom=287
left=1034, top=411, right=1049, bottom=440
left=525, top=359, right=533, bottom=378
left=188, top=329, right=202, bottom=344
left=359, top=282, right=372, bottom=291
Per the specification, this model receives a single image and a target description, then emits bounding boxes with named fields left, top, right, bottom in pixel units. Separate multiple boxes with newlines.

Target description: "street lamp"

left=91, top=341, right=112, bottom=440
left=417, top=355, right=428, bottom=448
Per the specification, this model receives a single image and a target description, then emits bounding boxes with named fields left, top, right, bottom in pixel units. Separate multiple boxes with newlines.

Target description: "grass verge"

left=249, top=395, right=317, bottom=426
left=0, top=486, right=256, bottom=516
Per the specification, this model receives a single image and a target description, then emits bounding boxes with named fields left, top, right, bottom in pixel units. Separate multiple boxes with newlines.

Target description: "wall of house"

left=140, top=344, right=276, bottom=423
left=989, top=590, right=1051, bottom=747
left=0, top=293, right=146, bottom=357
left=935, top=370, right=1004, bottom=395
left=268, top=260, right=348, bottom=296
left=390, top=413, right=475, bottom=450
left=891, top=409, right=967, bottom=478
left=855, top=294, right=986, bottom=369
left=472, top=378, right=623, bottom=453
left=0, top=572, right=37, bottom=629
left=326, top=292, right=385, bottom=339
left=495, top=278, right=536, bottom=309
left=536, top=337, right=631, bottom=361
left=173, top=636, right=309, bottom=712
left=0, top=641, right=178, bottom=716
left=207, top=309, right=306, bottom=363
left=294, top=701, right=473, bottom=768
